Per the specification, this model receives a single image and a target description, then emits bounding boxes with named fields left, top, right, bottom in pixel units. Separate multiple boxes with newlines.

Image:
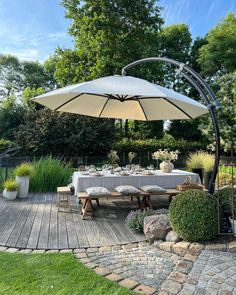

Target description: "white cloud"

left=1, top=48, right=40, bottom=61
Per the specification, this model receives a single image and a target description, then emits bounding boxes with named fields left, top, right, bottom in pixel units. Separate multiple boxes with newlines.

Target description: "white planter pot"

left=15, top=176, right=30, bottom=198
left=3, top=189, right=17, bottom=200
left=160, top=161, right=174, bottom=173
left=229, top=217, right=236, bottom=236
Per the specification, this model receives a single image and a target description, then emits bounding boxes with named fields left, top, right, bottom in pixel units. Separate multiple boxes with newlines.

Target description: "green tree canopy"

left=198, top=13, right=236, bottom=76
left=54, top=0, right=163, bottom=85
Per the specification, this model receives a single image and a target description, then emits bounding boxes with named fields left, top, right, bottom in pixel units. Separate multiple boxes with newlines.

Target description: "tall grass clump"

left=30, top=157, right=73, bottom=192
left=186, top=151, right=214, bottom=171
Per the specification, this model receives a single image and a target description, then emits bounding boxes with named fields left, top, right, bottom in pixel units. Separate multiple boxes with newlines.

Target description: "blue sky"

left=0, top=0, right=236, bottom=62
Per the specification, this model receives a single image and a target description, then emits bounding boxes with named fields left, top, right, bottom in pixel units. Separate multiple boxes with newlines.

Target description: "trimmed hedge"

left=113, top=137, right=205, bottom=155
left=169, top=190, right=218, bottom=242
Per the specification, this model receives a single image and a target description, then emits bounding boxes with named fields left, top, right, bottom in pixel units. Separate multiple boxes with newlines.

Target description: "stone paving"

left=75, top=242, right=196, bottom=294
left=181, top=250, right=236, bottom=295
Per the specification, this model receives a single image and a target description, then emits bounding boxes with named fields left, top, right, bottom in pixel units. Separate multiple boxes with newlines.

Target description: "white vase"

left=3, top=189, right=17, bottom=200
left=229, top=217, right=236, bottom=236
left=15, top=176, right=30, bottom=198
left=160, top=161, right=174, bottom=173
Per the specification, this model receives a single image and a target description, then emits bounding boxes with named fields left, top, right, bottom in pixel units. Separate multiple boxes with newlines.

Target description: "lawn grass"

left=0, top=252, right=134, bottom=295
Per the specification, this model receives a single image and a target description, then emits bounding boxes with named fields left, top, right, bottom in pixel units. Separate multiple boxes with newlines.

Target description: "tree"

left=198, top=13, right=236, bottom=76
left=54, top=0, right=163, bottom=85
left=200, top=73, right=236, bottom=154
left=15, top=109, right=115, bottom=157
left=0, top=54, right=22, bottom=98
left=0, top=96, right=25, bottom=140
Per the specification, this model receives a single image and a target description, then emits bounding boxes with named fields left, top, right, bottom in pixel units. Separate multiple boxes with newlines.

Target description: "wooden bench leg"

left=136, top=196, right=141, bottom=209
left=81, top=198, right=93, bottom=220
left=95, top=198, right=100, bottom=206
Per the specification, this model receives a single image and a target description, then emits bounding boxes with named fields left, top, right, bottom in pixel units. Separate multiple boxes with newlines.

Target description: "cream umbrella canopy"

left=33, top=75, right=208, bottom=121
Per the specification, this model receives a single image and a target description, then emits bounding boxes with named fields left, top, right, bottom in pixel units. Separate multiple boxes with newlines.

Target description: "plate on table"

left=81, top=171, right=89, bottom=175
left=89, top=172, right=104, bottom=177
left=143, top=170, right=155, bottom=175
left=119, top=172, right=130, bottom=176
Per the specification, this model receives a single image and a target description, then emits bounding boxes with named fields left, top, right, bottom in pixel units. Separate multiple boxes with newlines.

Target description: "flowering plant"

left=107, top=150, right=119, bottom=165
left=152, top=149, right=179, bottom=162
left=128, top=152, right=137, bottom=165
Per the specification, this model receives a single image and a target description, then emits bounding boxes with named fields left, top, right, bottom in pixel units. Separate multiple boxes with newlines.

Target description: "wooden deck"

left=0, top=193, right=168, bottom=250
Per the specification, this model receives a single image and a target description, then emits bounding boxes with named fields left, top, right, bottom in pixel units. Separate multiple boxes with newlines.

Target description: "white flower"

left=152, top=149, right=179, bottom=162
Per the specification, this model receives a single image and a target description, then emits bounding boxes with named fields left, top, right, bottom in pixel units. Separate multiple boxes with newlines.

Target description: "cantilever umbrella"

left=33, top=75, right=208, bottom=120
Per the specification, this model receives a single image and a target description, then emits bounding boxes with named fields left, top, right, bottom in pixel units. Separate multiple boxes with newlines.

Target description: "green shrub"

left=30, top=156, right=73, bottom=192
left=217, top=172, right=236, bottom=187
left=114, top=138, right=204, bottom=155
left=217, top=186, right=236, bottom=216
left=169, top=190, right=218, bottom=242
left=14, top=163, right=35, bottom=177
left=3, top=179, right=19, bottom=191
left=126, top=208, right=168, bottom=232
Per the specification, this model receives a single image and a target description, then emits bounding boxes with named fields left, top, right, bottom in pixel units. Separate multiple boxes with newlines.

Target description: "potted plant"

left=152, top=149, right=179, bottom=173
left=201, top=153, right=214, bottom=188
left=186, top=151, right=204, bottom=182
left=14, top=163, right=34, bottom=198
left=3, top=179, right=19, bottom=200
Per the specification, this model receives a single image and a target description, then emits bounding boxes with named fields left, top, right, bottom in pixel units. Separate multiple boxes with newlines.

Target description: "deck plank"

left=0, top=201, right=27, bottom=245
left=27, top=194, right=46, bottom=249
left=6, top=202, right=33, bottom=247
left=37, top=193, right=52, bottom=249
left=65, top=213, right=79, bottom=248
left=16, top=201, right=39, bottom=248
left=72, top=212, right=89, bottom=248
left=58, top=211, right=69, bottom=249
left=48, top=193, right=59, bottom=249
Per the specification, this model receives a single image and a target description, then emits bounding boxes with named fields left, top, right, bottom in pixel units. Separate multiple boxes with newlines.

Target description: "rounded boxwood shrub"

left=126, top=208, right=168, bottom=232
left=169, top=189, right=218, bottom=242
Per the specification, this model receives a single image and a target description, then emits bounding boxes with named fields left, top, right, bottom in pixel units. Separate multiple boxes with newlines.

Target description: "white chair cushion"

left=85, top=187, right=111, bottom=197
left=115, top=185, right=140, bottom=195
left=140, top=185, right=167, bottom=193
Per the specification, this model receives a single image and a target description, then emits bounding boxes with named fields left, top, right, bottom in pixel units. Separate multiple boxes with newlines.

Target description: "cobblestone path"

left=181, top=250, right=236, bottom=295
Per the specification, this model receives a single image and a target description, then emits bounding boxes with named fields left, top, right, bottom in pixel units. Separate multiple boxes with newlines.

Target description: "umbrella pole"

left=122, top=57, right=221, bottom=194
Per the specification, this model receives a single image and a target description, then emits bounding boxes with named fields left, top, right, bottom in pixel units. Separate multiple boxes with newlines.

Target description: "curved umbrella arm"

left=121, top=57, right=221, bottom=194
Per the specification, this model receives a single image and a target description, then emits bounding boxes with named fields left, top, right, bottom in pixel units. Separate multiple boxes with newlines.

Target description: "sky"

left=0, top=0, right=236, bottom=62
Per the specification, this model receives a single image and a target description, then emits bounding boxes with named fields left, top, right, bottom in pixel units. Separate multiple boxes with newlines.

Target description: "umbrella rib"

left=54, top=93, right=83, bottom=111
left=98, top=97, right=109, bottom=117
left=137, top=99, right=148, bottom=121
left=163, top=98, right=193, bottom=119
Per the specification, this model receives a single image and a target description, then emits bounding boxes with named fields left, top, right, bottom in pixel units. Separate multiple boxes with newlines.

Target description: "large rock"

left=143, top=214, right=171, bottom=242
left=165, top=230, right=180, bottom=242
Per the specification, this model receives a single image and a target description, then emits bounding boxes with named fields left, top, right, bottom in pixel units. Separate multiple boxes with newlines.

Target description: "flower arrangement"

left=128, top=152, right=137, bottom=165
left=107, top=150, right=119, bottom=165
left=152, top=149, right=179, bottom=162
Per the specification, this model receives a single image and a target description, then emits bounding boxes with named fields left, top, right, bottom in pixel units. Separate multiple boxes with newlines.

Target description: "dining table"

left=72, top=169, right=201, bottom=195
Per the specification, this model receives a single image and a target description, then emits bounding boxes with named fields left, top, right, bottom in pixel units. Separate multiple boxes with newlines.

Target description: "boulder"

left=165, top=230, right=180, bottom=242
left=143, top=214, right=171, bottom=242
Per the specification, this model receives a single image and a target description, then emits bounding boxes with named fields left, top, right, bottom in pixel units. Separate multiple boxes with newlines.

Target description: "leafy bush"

left=3, top=179, right=19, bottom=191
left=30, top=157, right=73, bottom=192
left=0, top=139, right=16, bottom=152
left=14, top=163, right=35, bottom=177
left=217, top=172, right=236, bottom=187
left=217, top=186, right=236, bottom=216
left=126, top=208, right=168, bottom=232
left=169, top=190, right=218, bottom=242
left=114, top=137, right=204, bottom=155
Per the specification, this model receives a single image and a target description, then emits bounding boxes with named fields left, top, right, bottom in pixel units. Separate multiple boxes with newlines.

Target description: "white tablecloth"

left=72, top=170, right=201, bottom=194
